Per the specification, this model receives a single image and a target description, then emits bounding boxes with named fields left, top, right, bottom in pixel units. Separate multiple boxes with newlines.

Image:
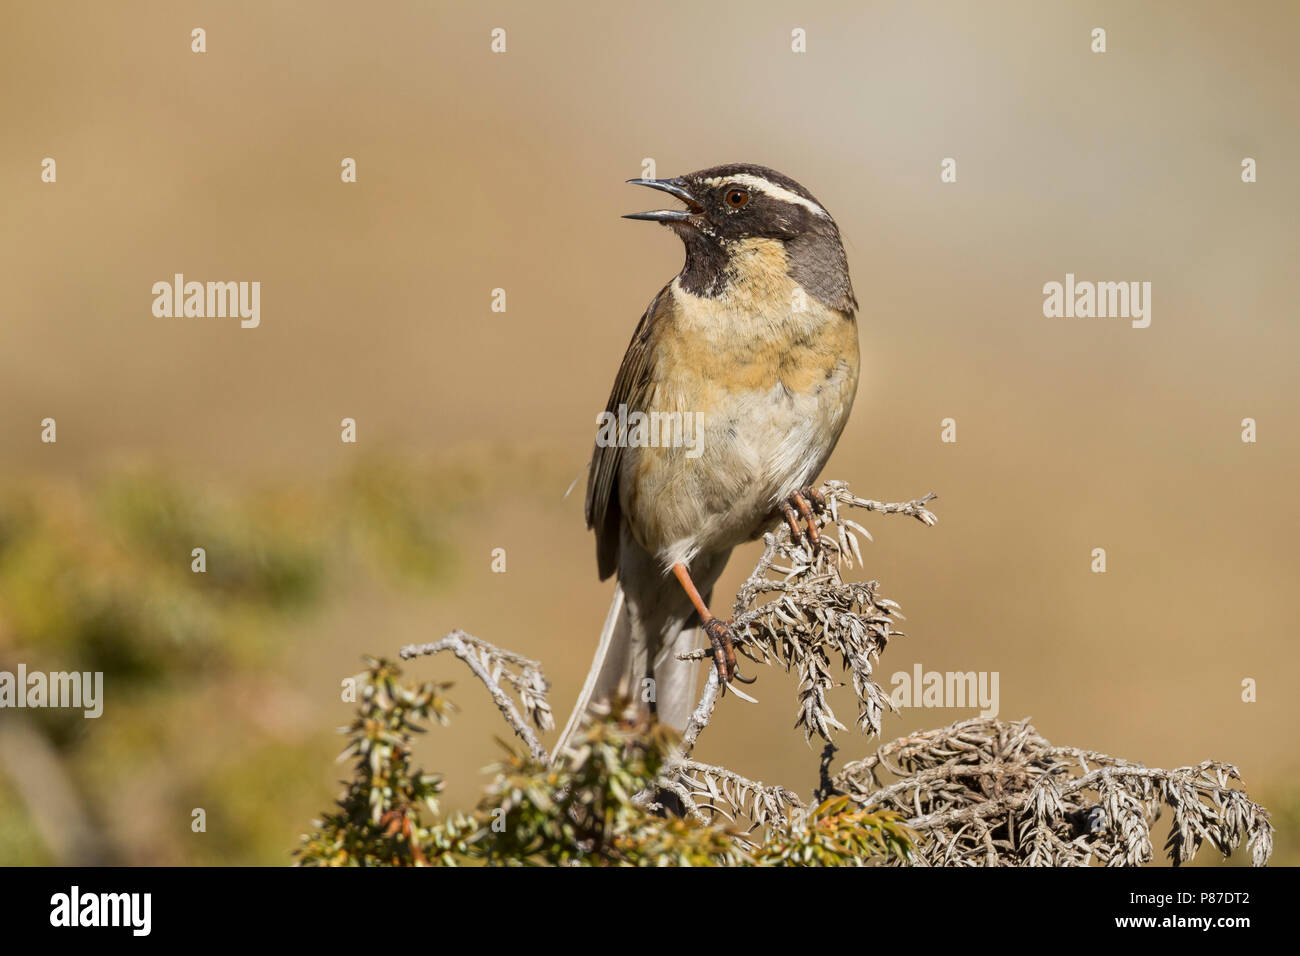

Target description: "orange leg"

left=671, top=563, right=755, bottom=690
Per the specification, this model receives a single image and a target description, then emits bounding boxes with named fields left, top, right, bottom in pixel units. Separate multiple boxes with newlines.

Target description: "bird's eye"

left=725, top=188, right=750, bottom=209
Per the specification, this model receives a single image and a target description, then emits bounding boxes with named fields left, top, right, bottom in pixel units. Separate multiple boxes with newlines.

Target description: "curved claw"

left=703, top=618, right=742, bottom=688
left=782, top=489, right=824, bottom=552
left=730, top=668, right=758, bottom=685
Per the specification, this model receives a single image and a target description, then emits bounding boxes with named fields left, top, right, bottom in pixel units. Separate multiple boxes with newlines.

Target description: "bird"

left=553, top=163, right=859, bottom=758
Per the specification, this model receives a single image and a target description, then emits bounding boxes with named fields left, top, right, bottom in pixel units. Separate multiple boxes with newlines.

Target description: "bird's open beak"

left=623, top=178, right=703, bottom=222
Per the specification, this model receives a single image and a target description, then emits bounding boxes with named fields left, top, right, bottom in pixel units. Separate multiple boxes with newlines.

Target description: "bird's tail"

left=552, top=583, right=629, bottom=761
left=551, top=582, right=700, bottom=764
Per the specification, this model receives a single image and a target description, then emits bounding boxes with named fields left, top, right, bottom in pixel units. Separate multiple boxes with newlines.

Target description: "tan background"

left=1, top=1, right=1297, bottom=863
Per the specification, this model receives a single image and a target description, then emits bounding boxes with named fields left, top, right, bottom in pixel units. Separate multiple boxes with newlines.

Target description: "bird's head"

left=625, top=163, right=856, bottom=313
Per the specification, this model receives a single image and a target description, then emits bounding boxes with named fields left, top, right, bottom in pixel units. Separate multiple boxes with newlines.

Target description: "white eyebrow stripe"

left=700, top=174, right=828, bottom=217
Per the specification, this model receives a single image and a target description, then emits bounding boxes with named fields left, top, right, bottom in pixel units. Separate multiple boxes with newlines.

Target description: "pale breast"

left=621, top=261, right=860, bottom=569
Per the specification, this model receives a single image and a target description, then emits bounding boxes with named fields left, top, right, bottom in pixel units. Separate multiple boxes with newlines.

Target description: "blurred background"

left=1, top=0, right=1296, bottom=864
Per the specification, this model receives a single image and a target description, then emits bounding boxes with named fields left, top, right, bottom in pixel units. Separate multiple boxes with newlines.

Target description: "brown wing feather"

left=585, top=285, right=673, bottom=580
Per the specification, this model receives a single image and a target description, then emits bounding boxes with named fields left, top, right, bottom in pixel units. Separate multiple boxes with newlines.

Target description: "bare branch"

left=400, top=629, right=552, bottom=762
left=679, top=668, right=721, bottom=758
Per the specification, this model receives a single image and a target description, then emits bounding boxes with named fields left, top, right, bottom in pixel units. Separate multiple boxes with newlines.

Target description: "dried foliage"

left=399, top=630, right=553, bottom=760
left=300, top=480, right=1272, bottom=867
left=834, top=717, right=1274, bottom=867
left=670, top=759, right=805, bottom=830
left=725, top=482, right=937, bottom=741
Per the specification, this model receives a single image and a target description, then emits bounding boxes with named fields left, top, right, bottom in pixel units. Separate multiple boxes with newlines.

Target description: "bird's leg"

left=670, top=563, right=756, bottom=693
left=780, top=486, right=827, bottom=551
left=778, top=500, right=805, bottom=542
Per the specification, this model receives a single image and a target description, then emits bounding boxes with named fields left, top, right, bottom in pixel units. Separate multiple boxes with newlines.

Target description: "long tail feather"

left=551, top=583, right=628, bottom=763
left=652, top=625, right=701, bottom=731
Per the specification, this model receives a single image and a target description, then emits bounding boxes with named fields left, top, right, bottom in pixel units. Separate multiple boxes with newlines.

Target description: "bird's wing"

left=585, top=284, right=673, bottom=580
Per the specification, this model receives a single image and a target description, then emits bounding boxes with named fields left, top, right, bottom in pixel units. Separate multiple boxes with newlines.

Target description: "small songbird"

left=555, top=164, right=859, bottom=755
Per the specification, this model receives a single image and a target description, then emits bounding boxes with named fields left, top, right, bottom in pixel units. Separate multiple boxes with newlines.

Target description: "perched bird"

left=554, top=163, right=859, bottom=756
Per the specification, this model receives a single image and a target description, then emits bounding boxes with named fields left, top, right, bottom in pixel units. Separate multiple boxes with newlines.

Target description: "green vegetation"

left=0, top=463, right=466, bottom=865
left=296, top=658, right=915, bottom=867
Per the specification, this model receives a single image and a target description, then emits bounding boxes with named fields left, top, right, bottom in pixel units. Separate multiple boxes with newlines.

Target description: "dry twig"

left=400, top=629, right=552, bottom=761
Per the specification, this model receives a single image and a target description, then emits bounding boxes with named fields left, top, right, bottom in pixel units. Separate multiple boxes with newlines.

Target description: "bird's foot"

left=702, top=618, right=756, bottom=694
left=779, top=486, right=828, bottom=552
